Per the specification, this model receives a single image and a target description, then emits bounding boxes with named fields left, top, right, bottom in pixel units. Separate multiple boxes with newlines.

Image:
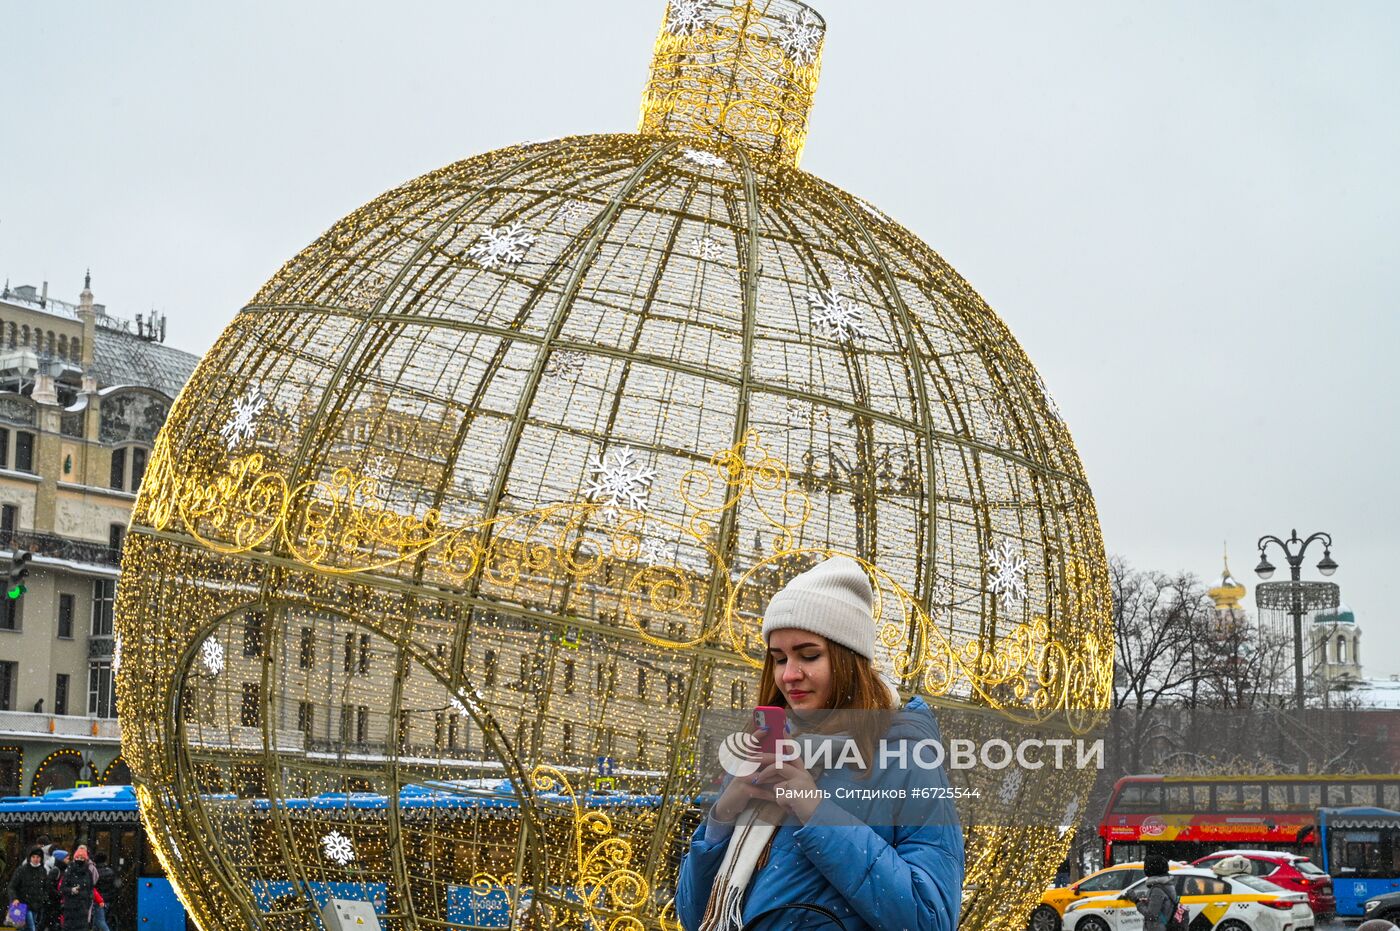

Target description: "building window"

left=1338, top=635, right=1347, bottom=664
left=0, top=428, right=8, bottom=469
left=240, top=682, right=261, bottom=728
left=563, top=721, right=574, bottom=755
left=0, top=660, right=15, bottom=710
left=298, top=701, right=314, bottom=739
left=563, top=658, right=576, bottom=694
left=243, top=610, right=265, bottom=658
left=88, top=661, right=116, bottom=718
left=57, top=593, right=74, bottom=639
left=91, top=580, right=115, bottom=637
left=339, top=704, right=354, bottom=743
left=109, top=523, right=125, bottom=559
left=484, top=649, right=497, bottom=687
left=637, top=667, right=647, bottom=700
left=0, top=503, right=15, bottom=535
left=343, top=633, right=356, bottom=674
left=13, top=432, right=33, bottom=473
left=0, top=594, right=17, bottom=632
left=110, top=446, right=150, bottom=493
left=358, top=634, right=371, bottom=675
left=299, top=627, right=314, bottom=669
left=55, top=673, right=70, bottom=716
left=356, top=705, right=369, bottom=744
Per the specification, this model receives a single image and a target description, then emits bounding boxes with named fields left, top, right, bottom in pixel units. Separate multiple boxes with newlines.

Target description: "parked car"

left=1193, top=849, right=1335, bottom=918
left=1063, top=867, right=1314, bottom=931
left=1028, top=861, right=1187, bottom=931
left=1362, top=889, right=1400, bottom=924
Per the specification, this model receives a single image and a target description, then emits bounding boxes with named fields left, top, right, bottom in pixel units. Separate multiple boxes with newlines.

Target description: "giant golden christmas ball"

left=116, top=2, right=1111, bottom=928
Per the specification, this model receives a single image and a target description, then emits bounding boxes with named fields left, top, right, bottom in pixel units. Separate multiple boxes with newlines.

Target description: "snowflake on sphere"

left=666, top=0, right=710, bottom=35
left=779, top=9, right=823, bottom=65
left=321, top=831, right=356, bottom=866
left=1036, top=373, right=1065, bottom=423
left=585, top=447, right=658, bottom=520
left=219, top=384, right=268, bottom=450
left=448, top=695, right=475, bottom=717
left=986, top=541, right=1028, bottom=608
left=829, top=258, right=863, bottom=288
left=809, top=289, right=870, bottom=342
left=200, top=638, right=225, bottom=676
left=467, top=222, right=536, bottom=269
left=997, top=767, right=1025, bottom=806
left=552, top=199, right=591, bottom=227
left=638, top=537, right=672, bottom=566
left=544, top=349, right=587, bottom=381
left=681, top=147, right=729, bottom=170
left=692, top=234, right=725, bottom=261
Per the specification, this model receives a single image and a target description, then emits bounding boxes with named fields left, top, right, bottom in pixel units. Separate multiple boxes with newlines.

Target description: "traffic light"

left=6, top=550, right=32, bottom=600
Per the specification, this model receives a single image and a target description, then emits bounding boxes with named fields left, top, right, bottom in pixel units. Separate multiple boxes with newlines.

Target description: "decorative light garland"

left=114, top=2, right=1111, bottom=928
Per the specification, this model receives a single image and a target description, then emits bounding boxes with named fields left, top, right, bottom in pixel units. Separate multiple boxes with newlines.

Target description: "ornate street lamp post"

left=1254, top=529, right=1339, bottom=712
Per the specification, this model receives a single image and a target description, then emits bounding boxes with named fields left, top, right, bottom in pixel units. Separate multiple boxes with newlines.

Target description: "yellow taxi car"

left=1029, top=862, right=1185, bottom=931
left=1063, top=867, right=1314, bottom=931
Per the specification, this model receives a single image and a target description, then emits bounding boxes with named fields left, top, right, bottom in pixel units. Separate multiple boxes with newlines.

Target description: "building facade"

left=0, top=275, right=197, bottom=795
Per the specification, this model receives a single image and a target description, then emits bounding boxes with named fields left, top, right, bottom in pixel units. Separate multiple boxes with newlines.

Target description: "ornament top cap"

left=639, top=0, right=827, bottom=168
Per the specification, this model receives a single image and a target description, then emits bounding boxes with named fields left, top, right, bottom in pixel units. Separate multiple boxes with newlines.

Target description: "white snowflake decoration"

left=808, top=289, right=870, bottom=343
left=692, top=235, right=725, bottom=261
left=544, top=349, right=586, bottom=380
left=467, top=222, right=536, bottom=269
left=681, top=147, right=728, bottom=170
left=200, top=638, right=225, bottom=676
left=552, top=199, right=591, bottom=226
left=997, top=768, right=1025, bottom=805
left=666, top=0, right=709, bottom=35
left=986, top=541, right=1028, bottom=608
left=449, top=695, right=471, bottom=717
left=219, top=385, right=268, bottom=450
left=321, top=831, right=356, bottom=866
left=854, top=197, right=890, bottom=223
left=364, top=454, right=392, bottom=482
left=638, top=537, right=672, bottom=566
left=584, top=447, right=658, bottom=519
left=779, top=9, right=823, bottom=65
left=829, top=259, right=863, bottom=288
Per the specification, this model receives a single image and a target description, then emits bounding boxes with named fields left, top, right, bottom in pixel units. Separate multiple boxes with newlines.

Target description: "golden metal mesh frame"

left=115, top=4, right=1111, bottom=929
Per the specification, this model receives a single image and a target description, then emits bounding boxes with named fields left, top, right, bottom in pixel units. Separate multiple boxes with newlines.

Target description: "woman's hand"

left=711, top=758, right=778, bottom=823
left=749, top=752, right=823, bottom=824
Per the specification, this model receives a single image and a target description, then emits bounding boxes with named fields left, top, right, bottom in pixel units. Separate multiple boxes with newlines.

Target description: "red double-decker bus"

left=1099, top=773, right=1400, bottom=864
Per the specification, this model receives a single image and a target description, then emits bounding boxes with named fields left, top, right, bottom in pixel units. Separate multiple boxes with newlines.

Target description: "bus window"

left=1266, top=783, right=1290, bottom=810
left=1242, top=783, right=1263, bottom=809
left=1324, top=784, right=1351, bottom=807
left=1192, top=785, right=1211, bottom=809
left=1216, top=783, right=1244, bottom=812
left=1114, top=783, right=1163, bottom=814
left=1385, top=784, right=1400, bottom=810
left=1298, top=783, right=1321, bottom=810
left=1352, top=784, right=1377, bottom=806
left=1166, top=785, right=1192, bottom=811
left=1330, top=829, right=1393, bottom=878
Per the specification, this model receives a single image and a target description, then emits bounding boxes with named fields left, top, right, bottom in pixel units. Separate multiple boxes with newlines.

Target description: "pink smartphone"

left=754, top=705, right=786, bottom=757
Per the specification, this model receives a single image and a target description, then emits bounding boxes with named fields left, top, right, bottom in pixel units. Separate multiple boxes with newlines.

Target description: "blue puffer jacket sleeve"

left=674, top=819, right=730, bottom=931
left=791, top=797, right=963, bottom=931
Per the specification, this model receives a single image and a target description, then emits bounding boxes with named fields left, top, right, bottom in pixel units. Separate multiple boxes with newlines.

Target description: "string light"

left=114, top=2, right=1111, bottom=928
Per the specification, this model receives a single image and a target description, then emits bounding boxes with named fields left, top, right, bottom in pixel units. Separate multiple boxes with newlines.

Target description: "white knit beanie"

left=761, top=556, right=876, bottom=659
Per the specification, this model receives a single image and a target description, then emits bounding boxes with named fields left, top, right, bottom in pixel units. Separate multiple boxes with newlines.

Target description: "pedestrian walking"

left=674, top=556, right=964, bottom=930
left=91, top=853, right=118, bottom=931
left=1132, top=854, right=1183, bottom=931
left=57, top=846, right=99, bottom=931
left=7, top=848, right=48, bottom=931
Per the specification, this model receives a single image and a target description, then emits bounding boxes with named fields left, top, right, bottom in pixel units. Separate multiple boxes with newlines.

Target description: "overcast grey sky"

left=3, top=1, right=1397, bottom=675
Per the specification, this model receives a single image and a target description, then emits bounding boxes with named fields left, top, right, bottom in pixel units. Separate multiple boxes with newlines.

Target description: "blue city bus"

left=1319, top=805, right=1400, bottom=917
left=0, top=785, right=187, bottom=930
left=1, top=781, right=666, bottom=928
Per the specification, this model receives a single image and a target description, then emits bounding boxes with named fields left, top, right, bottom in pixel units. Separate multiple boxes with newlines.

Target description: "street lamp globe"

left=1255, top=554, right=1276, bottom=580
left=1317, top=551, right=1339, bottom=577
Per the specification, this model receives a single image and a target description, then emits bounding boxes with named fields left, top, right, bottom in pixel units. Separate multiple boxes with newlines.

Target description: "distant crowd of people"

left=7, top=835, right=119, bottom=931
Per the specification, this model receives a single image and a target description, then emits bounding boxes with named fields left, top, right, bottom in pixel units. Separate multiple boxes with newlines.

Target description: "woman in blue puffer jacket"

left=675, top=556, right=964, bottom=930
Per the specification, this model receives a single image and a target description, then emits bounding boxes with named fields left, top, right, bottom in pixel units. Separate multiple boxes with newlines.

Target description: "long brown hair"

left=758, top=638, right=895, bottom=773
